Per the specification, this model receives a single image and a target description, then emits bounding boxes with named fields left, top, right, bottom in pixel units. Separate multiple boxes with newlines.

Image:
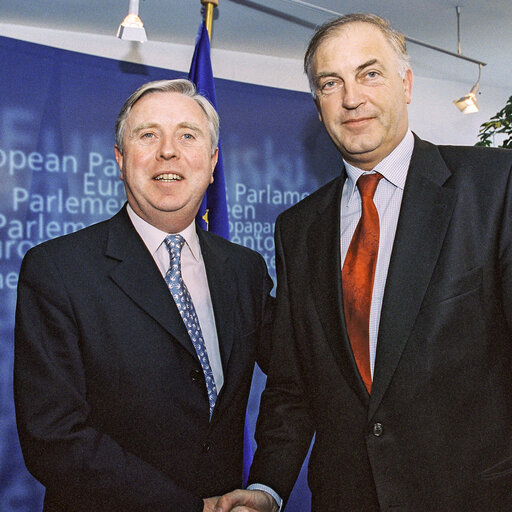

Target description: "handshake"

left=203, top=489, right=279, bottom=512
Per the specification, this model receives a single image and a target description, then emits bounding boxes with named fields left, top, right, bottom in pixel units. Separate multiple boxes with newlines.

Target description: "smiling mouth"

left=344, top=117, right=373, bottom=125
left=154, top=173, right=183, bottom=182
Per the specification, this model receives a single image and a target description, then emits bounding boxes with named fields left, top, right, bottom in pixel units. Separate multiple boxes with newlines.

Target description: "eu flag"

left=188, top=21, right=230, bottom=240
left=189, top=21, right=256, bottom=484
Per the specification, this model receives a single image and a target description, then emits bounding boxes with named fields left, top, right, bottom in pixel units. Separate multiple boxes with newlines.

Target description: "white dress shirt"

left=341, top=130, right=414, bottom=376
left=126, top=204, right=224, bottom=392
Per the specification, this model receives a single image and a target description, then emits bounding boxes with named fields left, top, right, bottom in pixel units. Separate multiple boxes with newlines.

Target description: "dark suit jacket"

left=14, top=205, right=273, bottom=512
left=248, top=136, right=512, bottom=512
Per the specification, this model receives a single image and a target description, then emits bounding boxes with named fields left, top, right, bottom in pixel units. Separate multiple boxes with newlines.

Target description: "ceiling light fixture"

left=453, top=64, right=481, bottom=113
left=117, top=0, right=147, bottom=42
left=275, top=0, right=486, bottom=67
left=452, top=6, right=481, bottom=113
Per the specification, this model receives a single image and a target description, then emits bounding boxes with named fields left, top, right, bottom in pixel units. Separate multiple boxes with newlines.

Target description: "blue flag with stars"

left=188, top=21, right=230, bottom=240
left=189, top=20, right=256, bottom=485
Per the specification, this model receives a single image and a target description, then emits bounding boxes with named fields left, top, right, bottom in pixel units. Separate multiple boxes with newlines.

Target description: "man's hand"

left=214, top=489, right=278, bottom=512
left=204, top=496, right=220, bottom=512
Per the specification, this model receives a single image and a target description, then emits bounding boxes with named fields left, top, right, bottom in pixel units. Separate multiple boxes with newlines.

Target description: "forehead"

left=313, top=23, right=395, bottom=69
left=128, top=91, right=207, bottom=126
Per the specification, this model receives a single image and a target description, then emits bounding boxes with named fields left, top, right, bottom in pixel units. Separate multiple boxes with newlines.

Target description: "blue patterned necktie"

left=164, top=234, right=217, bottom=419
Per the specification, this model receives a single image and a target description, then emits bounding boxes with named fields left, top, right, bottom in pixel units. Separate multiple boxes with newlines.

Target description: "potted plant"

left=475, top=94, right=512, bottom=148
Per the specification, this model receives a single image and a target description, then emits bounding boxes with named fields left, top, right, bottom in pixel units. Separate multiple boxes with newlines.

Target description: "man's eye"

left=322, top=80, right=337, bottom=89
left=366, top=71, right=379, bottom=79
left=141, top=132, right=155, bottom=139
left=319, top=79, right=342, bottom=95
left=183, top=133, right=195, bottom=140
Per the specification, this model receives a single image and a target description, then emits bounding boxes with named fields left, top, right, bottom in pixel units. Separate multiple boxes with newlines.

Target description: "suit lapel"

left=198, top=230, right=239, bottom=425
left=198, top=229, right=236, bottom=375
left=369, top=136, right=457, bottom=418
left=105, top=207, right=196, bottom=358
left=308, top=176, right=371, bottom=403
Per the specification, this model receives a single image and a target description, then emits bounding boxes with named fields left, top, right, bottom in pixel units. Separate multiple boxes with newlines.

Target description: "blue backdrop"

left=0, top=35, right=341, bottom=511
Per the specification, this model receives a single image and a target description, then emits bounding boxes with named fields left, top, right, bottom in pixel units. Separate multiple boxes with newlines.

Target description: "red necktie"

left=342, top=173, right=383, bottom=393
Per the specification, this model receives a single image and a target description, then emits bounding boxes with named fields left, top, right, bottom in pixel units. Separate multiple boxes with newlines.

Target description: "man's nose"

left=158, top=136, right=179, bottom=160
left=342, top=80, right=365, bottom=109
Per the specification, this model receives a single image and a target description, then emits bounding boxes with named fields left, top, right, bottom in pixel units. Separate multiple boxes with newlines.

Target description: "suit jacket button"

left=202, top=441, right=211, bottom=453
left=190, top=369, right=202, bottom=382
left=373, top=423, right=383, bottom=437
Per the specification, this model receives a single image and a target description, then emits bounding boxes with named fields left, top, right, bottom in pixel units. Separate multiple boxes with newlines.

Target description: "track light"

left=453, top=64, right=481, bottom=114
left=117, top=0, right=147, bottom=42
left=452, top=6, right=481, bottom=114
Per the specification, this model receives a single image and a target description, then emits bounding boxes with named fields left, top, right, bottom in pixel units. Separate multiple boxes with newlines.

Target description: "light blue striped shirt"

left=341, top=130, right=414, bottom=376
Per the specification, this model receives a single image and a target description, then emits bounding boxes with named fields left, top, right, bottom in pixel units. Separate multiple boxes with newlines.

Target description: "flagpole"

left=200, top=0, right=219, bottom=41
left=189, top=2, right=230, bottom=239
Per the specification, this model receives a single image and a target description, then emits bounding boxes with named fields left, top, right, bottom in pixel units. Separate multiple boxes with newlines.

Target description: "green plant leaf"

left=476, top=94, right=512, bottom=148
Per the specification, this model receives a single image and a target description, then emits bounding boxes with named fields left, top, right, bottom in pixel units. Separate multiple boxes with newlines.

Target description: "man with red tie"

left=215, top=13, right=512, bottom=512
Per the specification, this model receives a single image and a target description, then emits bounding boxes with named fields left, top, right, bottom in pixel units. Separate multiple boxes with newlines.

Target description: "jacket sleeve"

left=254, top=253, right=275, bottom=376
left=501, top=158, right=512, bottom=333
left=247, top=217, right=314, bottom=503
left=13, top=245, right=204, bottom=512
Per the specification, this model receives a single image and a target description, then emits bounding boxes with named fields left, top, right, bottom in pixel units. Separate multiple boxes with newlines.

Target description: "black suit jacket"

left=14, top=205, right=273, bottom=512
left=249, top=136, right=512, bottom=511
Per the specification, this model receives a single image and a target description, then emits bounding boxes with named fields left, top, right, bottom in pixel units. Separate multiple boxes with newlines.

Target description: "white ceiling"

left=2, top=0, right=511, bottom=91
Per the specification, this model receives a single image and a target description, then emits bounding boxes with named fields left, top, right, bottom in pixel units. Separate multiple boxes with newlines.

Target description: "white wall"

left=408, top=76, right=509, bottom=146
left=1, top=22, right=509, bottom=146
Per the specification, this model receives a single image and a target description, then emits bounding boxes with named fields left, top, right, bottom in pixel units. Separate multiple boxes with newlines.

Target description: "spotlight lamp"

left=453, top=64, right=481, bottom=114
left=117, top=0, right=147, bottom=42
left=452, top=7, right=485, bottom=114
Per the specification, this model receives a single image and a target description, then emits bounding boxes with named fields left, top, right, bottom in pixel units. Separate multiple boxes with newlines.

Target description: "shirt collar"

left=343, top=130, right=414, bottom=201
left=126, top=204, right=201, bottom=262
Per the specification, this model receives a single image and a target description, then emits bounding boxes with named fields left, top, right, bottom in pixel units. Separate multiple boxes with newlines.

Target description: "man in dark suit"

left=215, top=13, right=512, bottom=512
left=14, top=79, right=273, bottom=512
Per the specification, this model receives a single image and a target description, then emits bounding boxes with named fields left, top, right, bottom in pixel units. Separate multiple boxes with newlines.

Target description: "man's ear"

left=313, top=96, right=323, bottom=123
left=315, top=97, right=324, bottom=122
left=114, top=145, right=124, bottom=179
left=403, top=68, right=414, bottom=105
left=210, top=148, right=218, bottom=184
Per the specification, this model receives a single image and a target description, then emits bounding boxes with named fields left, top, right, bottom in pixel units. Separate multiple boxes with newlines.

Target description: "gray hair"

left=115, top=78, right=219, bottom=155
left=304, top=13, right=411, bottom=97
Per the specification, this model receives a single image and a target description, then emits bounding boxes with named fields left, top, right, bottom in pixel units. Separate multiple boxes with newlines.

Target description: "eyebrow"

left=130, top=121, right=205, bottom=136
left=355, top=58, right=379, bottom=73
left=313, top=71, right=342, bottom=88
left=130, top=122, right=159, bottom=136
left=314, top=58, right=381, bottom=83
left=177, top=121, right=205, bottom=136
